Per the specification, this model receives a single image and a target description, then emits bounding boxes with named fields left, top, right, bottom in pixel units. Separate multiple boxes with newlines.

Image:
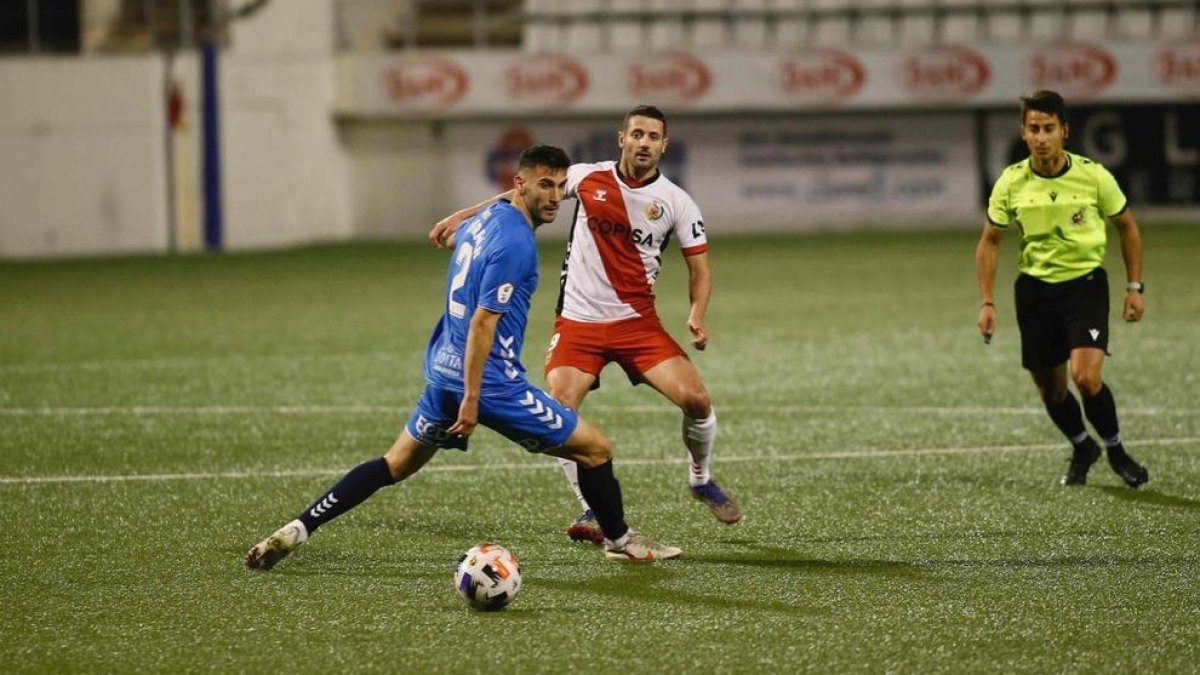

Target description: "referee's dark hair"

left=1021, top=90, right=1067, bottom=125
left=518, top=144, right=571, bottom=172
left=623, top=104, right=668, bottom=135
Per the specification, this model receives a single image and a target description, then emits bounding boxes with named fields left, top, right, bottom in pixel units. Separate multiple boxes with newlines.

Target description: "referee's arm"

left=1111, top=208, right=1145, bottom=322
left=975, top=221, right=1004, bottom=342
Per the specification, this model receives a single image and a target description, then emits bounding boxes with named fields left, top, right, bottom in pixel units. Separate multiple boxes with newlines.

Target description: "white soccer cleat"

left=603, top=531, right=682, bottom=562
left=245, top=522, right=305, bottom=571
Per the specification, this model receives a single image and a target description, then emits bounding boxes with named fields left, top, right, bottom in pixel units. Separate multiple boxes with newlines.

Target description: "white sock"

left=1102, top=433, right=1123, bottom=448
left=557, top=457, right=592, bottom=512
left=683, top=411, right=717, bottom=487
left=285, top=519, right=309, bottom=543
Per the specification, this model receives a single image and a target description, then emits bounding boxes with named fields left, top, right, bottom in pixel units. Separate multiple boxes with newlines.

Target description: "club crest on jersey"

left=593, top=189, right=608, bottom=202
left=645, top=200, right=665, bottom=221
left=497, top=283, right=514, bottom=304
left=1071, top=208, right=1086, bottom=226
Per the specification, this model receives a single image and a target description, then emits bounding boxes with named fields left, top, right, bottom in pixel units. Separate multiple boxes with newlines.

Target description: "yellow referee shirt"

left=987, top=151, right=1128, bottom=283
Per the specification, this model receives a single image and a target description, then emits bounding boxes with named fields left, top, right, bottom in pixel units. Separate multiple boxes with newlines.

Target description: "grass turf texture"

left=2, top=226, right=1199, bottom=673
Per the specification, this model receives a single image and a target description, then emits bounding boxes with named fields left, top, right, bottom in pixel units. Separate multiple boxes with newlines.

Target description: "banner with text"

left=338, top=40, right=1200, bottom=118
left=445, top=114, right=979, bottom=233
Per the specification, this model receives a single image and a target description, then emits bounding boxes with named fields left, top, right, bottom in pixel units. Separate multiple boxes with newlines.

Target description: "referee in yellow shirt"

left=976, top=90, right=1148, bottom=488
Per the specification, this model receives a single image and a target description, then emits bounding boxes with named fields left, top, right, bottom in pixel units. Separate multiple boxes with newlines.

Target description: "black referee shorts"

left=1014, top=267, right=1110, bottom=370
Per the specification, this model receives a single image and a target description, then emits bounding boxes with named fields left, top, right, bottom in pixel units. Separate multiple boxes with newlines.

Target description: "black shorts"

left=1014, top=267, right=1110, bottom=370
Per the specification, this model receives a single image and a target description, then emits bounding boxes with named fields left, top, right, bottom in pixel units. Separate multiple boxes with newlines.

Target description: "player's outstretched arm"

left=448, top=307, right=502, bottom=438
left=683, top=252, right=712, bottom=351
left=975, top=222, right=1003, bottom=344
left=1112, top=208, right=1145, bottom=322
left=429, top=189, right=519, bottom=249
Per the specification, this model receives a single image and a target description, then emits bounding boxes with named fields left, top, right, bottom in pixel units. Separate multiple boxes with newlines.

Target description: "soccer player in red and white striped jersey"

left=432, top=106, right=741, bottom=542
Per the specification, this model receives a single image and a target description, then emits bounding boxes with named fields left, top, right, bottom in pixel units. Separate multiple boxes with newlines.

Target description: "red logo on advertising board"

left=904, top=45, right=990, bottom=99
left=383, top=57, right=469, bottom=108
left=506, top=55, right=589, bottom=105
left=777, top=49, right=866, bottom=102
left=1029, top=43, right=1117, bottom=97
left=629, top=52, right=711, bottom=104
left=1158, top=41, right=1200, bottom=92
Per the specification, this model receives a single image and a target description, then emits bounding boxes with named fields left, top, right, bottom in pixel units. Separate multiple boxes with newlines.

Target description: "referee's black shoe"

left=1060, top=439, right=1101, bottom=486
left=1106, top=445, right=1149, bottom=489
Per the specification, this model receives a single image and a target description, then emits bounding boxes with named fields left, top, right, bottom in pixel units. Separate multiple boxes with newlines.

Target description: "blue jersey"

left=423, top=201, right=538, bottom=396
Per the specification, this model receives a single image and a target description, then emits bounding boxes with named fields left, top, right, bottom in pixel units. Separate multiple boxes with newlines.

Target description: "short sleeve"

left=986, top=174, right=1012, bottom=228
left=1094, top=163, right=1127, bottom=217
left=476, top=235, right=529, bottom=314
left=673, top=195, right=708, bottom=257
left=565, top=162, right=602, bottom=199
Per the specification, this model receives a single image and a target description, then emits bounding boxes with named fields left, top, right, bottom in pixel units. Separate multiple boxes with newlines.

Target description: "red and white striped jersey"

left=556, top=161, right=707, bottom=322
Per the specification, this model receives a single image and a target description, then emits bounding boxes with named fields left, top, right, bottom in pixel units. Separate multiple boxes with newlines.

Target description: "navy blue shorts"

left=404, top=384, right=579, bottom=452
left=1014, top=267, right=1110, bottom=370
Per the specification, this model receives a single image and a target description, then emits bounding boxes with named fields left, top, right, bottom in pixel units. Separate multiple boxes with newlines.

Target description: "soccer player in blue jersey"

left=977, top=90, right=1149, bottom=488
left=430, top=106, right=740, bottom=547
left=246, top=146, right=681, bottom=569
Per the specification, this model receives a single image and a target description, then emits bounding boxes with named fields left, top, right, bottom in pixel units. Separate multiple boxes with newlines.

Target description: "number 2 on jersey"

left=448, top=242, right=475, bottom=318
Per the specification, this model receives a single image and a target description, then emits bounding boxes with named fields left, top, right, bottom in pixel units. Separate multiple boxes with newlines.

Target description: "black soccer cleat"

left=1106, top=447, right=1149, bottom=489
left=1060, top=440, right=1101, bottom=487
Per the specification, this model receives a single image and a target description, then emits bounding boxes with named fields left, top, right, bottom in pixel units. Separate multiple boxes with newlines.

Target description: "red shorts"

left=544, top=314, right=688, bottom=385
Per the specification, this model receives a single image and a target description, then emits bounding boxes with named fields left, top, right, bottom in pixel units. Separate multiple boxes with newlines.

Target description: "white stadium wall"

left=219, top=0, right=352, bottom=251
left=0, top=0, right=352, bottom=259
left=2, top=6, right=1198, bottom=258
left=0, top=57, right=171, bottom=257
left=340, top=121, right=444, bottom=240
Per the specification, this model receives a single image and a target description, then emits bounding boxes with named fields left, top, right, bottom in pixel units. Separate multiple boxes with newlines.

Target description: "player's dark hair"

left=1020, top=90, right=1067, bottom=125
left=623, top=104, right=668, bottom=135
left=517, top=144, right=571, bottom=172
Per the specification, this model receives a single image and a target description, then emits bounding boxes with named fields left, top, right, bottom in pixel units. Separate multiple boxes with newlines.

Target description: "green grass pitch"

left=2, top=226, right=1198, bottom=673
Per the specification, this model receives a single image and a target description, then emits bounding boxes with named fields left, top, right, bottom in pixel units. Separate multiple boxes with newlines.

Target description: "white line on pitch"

left=2, top=404, right=1198, bottom=416
left=0, top=351, right=402, bottom=374
left=0, top=436, right=1195, bottom=486
left=0, top=405, right=400, bottom=416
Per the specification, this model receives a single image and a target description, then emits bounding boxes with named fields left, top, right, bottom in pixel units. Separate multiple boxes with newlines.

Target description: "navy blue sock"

left=1082, top=383, right=1122, bottom=448
left=1044, top=391, right=1092, bottom=448
left=298, top=457, right=395, bottom=534
left=576, top=460, right=629, bottom=542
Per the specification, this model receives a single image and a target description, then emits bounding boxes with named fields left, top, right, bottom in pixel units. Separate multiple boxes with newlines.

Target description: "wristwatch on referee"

left=1126, top=281, right=1144, bottom=293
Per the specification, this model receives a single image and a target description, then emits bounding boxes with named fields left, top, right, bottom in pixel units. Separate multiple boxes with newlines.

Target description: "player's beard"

left=628, top=151, right=656, bottom=175
left=535, top=204, right=558, bottom=226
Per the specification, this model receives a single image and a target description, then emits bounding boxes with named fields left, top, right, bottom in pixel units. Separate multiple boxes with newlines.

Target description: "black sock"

left=1044, top=391, right=1093, bottom=449
left=576, top=460, right=629, bottom=542
left=298, top=457, right=395, bottom=534
left=1082, top=383, right=1123, bottom=450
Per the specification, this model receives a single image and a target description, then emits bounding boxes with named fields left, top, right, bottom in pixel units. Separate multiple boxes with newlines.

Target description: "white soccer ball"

left=453, top=543, right=523, bottom=611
